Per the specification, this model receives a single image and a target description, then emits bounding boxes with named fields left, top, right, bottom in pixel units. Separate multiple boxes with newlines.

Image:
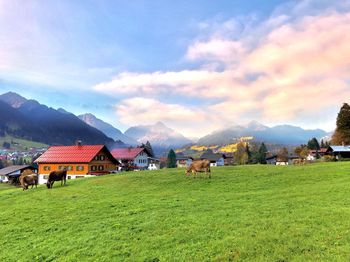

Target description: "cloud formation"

left=93, top=0, right=350, bottom=136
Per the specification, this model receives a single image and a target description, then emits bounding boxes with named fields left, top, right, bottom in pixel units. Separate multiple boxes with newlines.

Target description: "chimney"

left=76, top=140, right=82, bottom=147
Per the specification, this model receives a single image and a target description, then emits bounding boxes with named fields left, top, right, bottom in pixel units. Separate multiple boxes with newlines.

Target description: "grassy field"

left=1, top=163, right=350, bottom=261
left=0, top=135, right=47, bottom=150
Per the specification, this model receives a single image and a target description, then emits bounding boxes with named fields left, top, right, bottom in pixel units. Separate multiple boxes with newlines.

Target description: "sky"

left=0, top=0, right=349, bottom=137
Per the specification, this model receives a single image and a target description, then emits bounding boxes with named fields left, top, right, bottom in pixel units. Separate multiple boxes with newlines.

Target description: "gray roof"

left=0, top=165, right=33, bottom=176
left=200, top=150, right=223, bottom=161
left=329, top=146, right=350, bottom=152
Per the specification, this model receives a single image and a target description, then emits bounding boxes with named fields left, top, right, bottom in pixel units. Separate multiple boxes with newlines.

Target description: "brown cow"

left=186, top=160, right=211, bottom=178
left=46, top=170, right=67, bottom=189
left=19, top=173, right=38, bottom=191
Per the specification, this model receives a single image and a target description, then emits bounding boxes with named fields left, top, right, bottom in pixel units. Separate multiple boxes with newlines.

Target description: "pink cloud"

left=94, top=2, right=350, bottom=135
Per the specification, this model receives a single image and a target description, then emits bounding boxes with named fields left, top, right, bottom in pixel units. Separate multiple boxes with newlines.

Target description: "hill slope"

left=0, top=92, right=114, bottom=146
left=1, top=163, right=350, bottom=260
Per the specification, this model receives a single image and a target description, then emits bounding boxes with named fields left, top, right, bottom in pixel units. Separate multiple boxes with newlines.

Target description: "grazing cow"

left=46, top=170, right=67, bottom=189
left=186, top=160, right=211, bottom=178
left=19, top=173, right=38, bottom=191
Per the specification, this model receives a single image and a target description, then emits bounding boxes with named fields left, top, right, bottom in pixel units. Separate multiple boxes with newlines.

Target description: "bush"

left=321, top=155, right=335, bottom=162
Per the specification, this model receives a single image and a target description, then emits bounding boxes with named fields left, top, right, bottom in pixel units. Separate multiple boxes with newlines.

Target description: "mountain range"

left=78, top=113, right=137, bottom=146
left=125, top=121, right=193, bottom=148
left=0, top=92, right=115, bottom=146
left=0, top=91, right=333, bottom=154
left=197, top=121, right=329, bottom=146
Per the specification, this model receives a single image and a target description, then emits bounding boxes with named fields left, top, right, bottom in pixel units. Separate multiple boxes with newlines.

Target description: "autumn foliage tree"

left=294, top=145, right=309, bottom=159
left=277, top=147, right=289, bottom=162
left=332, top=103, right=350, bottom=145
left=234, top=142, right=248, bottom=165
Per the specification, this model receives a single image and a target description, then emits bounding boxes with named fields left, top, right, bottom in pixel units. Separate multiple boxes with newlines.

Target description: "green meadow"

left=1, top=163, right=350, bottom=261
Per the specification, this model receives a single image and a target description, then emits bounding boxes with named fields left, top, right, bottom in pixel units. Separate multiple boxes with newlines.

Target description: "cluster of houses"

left=266, top=146, right=349, bottom=165
left=0, top=148, right=46, bottom=163
left=1, top=142, right=350, bottom=185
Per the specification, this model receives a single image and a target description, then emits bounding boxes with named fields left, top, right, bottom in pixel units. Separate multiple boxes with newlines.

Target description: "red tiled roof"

left=35, top=145, right=105, bottom=163
left=111, top=148, right=145, bottom=160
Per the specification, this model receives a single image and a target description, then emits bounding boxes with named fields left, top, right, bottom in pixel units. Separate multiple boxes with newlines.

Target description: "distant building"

left=266, top=155, right=277, bottom=165
left=176, top=154, right=193, bottom=168
left=326, top=145, right=350, bottom=159
left=148, top=157, right=161, bottom=170
left=111, top=147, right=151, bottom=169
left=200, top=150, right=225, bottom=166
left=307, top=148, right=328, bottom=161
left=35, top=144, right=118, bottom=184
left=0, top=165, right=36, bottom=183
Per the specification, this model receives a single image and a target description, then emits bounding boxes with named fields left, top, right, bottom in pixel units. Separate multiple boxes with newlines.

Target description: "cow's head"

left=46, top=182, right=51, bottom=189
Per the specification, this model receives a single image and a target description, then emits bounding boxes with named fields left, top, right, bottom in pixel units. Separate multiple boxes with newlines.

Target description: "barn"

left=35, top=143, right=119, bottom=184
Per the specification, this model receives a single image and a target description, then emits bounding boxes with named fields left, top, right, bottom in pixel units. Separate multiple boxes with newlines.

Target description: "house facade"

left=35, top=144, right=118, bottom=184
left=176, top=156, right=193, bottom=168
left=111, top=148, right=151, bottom=169
left=200, top=150, right=225, bottom=166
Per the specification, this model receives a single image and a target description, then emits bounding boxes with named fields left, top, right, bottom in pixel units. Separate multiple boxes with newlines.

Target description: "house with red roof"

left=35, top=142, right=119, bottom=184
left=111, top=147, right=151, bottom=169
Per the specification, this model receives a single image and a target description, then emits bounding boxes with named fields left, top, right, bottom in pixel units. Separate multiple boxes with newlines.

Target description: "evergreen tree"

left=245, top=144, right=252, bottom=164
left=0, top=160, right=4, bottom=169
left=307, top=137, right=320, bottom=150
left=258, top=142, right=268, bottom=164
left=332, top=103, right=350, bottom=145
left=166, top=149, right=177, bottom=168
left=320, top=139, right=325, bottom=148
left=141, top=141, right=155, bottom=157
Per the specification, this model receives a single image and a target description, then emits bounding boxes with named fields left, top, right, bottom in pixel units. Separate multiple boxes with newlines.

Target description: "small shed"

left=0, top=165, right=36, bottom=184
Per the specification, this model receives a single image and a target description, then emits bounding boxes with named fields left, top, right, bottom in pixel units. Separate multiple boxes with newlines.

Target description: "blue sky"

left=0, top=0, right=349, bottom=137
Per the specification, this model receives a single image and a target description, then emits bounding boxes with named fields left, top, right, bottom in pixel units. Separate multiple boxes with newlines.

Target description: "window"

left=94, top=156, right=99, bottom=161
left=43, top=166, right=51, bottom=171
left=98, top=165, right=104, bottom=171
left=100, top=155, right=105, bottom=161
left=68, top=176, right=72, bottom=179
left=67, top=166, right=73, bottom=171
left=91, top=165, right=97, bottom=171
left=76, top=166, right=84, bottom=171
left=58, top=166, right=63, bottom=170
left=43, top=175, right=49, bottom=179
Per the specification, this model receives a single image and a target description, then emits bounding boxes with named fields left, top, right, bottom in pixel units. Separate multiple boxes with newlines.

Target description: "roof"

left=35, top=145, right=107, bottom=163
left=0, top=165, right=33, bottom=176
left=111, top=148, right=147, bottom=160
left=329, top=146, right=350, bottom=152
left=200, top=150, right=223, bottom=162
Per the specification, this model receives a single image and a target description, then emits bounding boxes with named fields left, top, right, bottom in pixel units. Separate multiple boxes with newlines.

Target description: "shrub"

left=321, top=155, right=335, bottom=162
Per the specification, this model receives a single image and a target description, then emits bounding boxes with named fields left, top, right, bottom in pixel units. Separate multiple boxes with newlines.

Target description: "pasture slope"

left=1, top=163, right=350, bottom=261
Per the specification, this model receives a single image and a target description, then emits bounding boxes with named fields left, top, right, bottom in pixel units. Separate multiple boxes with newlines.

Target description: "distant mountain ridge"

left=125, top=121, right=192, bottom=149
left=0, top=92, right=115, bottom=146
left=197, top=121, right=327, bottom=146
left=79, top=113, right=137, bottom=146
